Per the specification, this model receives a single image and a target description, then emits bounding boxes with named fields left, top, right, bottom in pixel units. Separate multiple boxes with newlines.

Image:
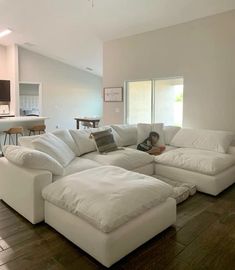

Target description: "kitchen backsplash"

left=0, top=104, right=10, bottom=115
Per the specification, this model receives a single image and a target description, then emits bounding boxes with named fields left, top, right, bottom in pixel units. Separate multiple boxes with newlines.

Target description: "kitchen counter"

left=0, top=116, right=48, bottom=123
left=0, top=115, right=15, bottom=118
left=0, top=116, right=48, bottom=133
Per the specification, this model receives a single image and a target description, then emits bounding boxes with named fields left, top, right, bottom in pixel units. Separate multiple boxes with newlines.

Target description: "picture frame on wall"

left=103, top=87, right=123, bottom=102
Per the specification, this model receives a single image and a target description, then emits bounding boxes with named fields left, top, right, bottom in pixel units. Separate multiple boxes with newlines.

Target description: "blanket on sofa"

left=42, top=166, right=173, bottom=233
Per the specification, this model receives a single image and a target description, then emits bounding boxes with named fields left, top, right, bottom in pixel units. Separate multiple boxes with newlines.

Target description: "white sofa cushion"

left=69, top=127, right=109, bottom=156
left=170, top=128, right=234, bottom=153
left=32, top=133, right=75, bottom=167
left=83, top=148, right=154, bottom=171
left=3, top=145, right=64, bottom=176
left=155, top=148, right=235, bottom=175
left=42, top=166, right=173, bottom=233
left=111, top=124, right=137, bottom=146
left=52, top=129, right=79, bottom=155
left=137, top=123, right=165, bottom=145
left=18, top=135, right=41, bottom=149
left=61, top=157, right=101, bottom=177
left=163, top=126, right=181, bottom=145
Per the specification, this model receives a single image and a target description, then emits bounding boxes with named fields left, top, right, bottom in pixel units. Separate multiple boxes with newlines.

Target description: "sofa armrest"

left=0, top=157, right=53, bottom=224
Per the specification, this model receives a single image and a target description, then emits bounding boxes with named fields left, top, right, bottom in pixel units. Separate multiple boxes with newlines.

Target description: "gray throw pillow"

left=91, top=129, right=118, bottom=154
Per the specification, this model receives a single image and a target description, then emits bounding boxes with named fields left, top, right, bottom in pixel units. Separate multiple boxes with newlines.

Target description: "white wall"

left=103, top=10, right=235, bottom=131
left=19, top=47, right=103, bottom=131
left=0, top=45, right=7, bottom=79
left=6, top=45, right=19, bottom=115
left=0, top=44, right=19, bottom=114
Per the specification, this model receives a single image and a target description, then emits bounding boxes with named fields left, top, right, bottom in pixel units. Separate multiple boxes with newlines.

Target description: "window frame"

left=124, top=76, right=184, bottom=125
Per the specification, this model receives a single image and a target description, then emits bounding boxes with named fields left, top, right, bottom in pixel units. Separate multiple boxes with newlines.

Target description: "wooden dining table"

left=74, top=117, right=100, bottom=129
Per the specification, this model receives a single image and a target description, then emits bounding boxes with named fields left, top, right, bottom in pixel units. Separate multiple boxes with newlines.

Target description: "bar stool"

left=4, top=127, right=24, bottom=145
left=29, top=125, right=46, bottom=136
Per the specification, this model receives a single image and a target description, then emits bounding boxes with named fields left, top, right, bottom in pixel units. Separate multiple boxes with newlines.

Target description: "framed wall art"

left=103, top=87, right=123, bottom=102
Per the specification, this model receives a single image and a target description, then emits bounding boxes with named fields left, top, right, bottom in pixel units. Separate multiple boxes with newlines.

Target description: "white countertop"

left=0, top=116, right=48, bottom=123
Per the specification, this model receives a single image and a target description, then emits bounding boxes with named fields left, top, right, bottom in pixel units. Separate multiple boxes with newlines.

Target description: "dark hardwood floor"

left=0, top=184, right=235, bottom=270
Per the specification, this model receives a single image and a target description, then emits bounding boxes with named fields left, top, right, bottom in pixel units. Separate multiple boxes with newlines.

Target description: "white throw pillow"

left=52, top=129, right=79, bottom=156
left=137, top=123, right=165, bottom=145
left=164, top=126, right=181, bottom=145
left=18, top=135, right=41, bottom=149
left=111, top=125, right=137, bottom=146
left=70, top=127, right=109, bottom=156
left=3, top=145, right=64, bottom=176
left=32, top=133, right=75, bottom=167
left=170, top=128, right=234, bottom=153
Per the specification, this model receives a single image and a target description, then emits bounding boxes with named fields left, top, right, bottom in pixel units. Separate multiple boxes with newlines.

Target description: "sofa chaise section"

left=154, top=128, right=235, bottom=195
left=155, top=163, right=235, bottom=196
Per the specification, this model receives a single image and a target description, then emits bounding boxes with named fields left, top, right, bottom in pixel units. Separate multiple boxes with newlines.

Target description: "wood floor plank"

left=164, top=258, right=195, bottom=270
left=206, top=198, right=235, bottom=216
left=216, top=183, right=235, bottom=202
left=0, top=255, right=66, bottom=270
left=175, top=194, right=215, bottom=228
left=199, top=236, right=235, bottom=270
left=0, top=216, right=24, bottom=231
left=0, top=222, right=30, bottom=241
left=171, top=210, right=219, bottom=246
left=118, top=234, right=184, bottom=270
left=0, top=229, right=40, bottom=250
left=177, top=216, right=235, bottom=267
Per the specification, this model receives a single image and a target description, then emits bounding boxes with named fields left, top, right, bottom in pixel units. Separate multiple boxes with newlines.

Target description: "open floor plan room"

left=1, top=1, right=235, bottom=269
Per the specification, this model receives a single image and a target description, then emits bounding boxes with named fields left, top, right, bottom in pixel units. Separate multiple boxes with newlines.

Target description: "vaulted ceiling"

left=0, top=0, right=235, bottom=76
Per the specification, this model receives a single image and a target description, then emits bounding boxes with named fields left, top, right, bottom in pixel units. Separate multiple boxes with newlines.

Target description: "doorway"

left=19, top=82, right=42, bottom=116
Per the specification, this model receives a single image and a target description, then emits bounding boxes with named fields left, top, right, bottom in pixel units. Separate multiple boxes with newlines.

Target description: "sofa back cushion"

left=137, top=123, right=165, bottom=146
left=111, top=124, right=137, bottom=146
left=91, top=129, right=118, bottom=153
left=52, top=129, right=79, bottom=155
left=18, top=135, right=41, bottom=149
left=69, top=127, right=109, bottom=156
left=164, top=126, right=181, bottom=145
left=3, top=145, right=64, bottom=176
left=170, top=128, right=234, bottom=153
left=32, top=133, right=75, bottom=167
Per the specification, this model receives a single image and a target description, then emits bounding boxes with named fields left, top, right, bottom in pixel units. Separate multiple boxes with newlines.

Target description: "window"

left=154, top=78, right=183, bottom=126
left=126, top=81, right=152, bottom=124
left=126, top=77, right=183, bottom=126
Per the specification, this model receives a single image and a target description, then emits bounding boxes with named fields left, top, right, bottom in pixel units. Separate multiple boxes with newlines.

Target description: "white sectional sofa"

left=1, top=123, right=235, bottom=267
left=0, top=124, right=235, bottom=224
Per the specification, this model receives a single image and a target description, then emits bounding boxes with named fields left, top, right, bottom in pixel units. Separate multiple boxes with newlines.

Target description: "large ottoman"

left=42, top=166, right=176, bottom=267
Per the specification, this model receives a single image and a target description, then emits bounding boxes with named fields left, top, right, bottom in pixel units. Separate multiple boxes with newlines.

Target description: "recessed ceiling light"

left=0, top=29, right=12, bottom=38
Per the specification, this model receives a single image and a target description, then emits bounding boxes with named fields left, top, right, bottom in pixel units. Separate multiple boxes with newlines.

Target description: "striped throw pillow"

left=90, top=129, right=118, bottom=153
